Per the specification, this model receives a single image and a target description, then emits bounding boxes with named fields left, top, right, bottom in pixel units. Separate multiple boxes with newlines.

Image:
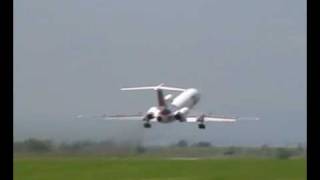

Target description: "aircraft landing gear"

left=143, top=123, right=151, bottom=128
left=198, top=124, right=206, bottom=129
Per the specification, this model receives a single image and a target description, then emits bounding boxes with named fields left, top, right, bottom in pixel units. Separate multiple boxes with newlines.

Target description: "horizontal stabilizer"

left=121, top=83, right=185, bottom=92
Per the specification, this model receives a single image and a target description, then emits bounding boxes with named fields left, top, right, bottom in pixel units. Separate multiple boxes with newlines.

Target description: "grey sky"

left=14, top=0, right=306, bottom=146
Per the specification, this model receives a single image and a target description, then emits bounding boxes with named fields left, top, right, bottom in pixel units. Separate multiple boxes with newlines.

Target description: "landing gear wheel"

left=198, top=124, right=206, bottom=129
left=144, top=123, right=151, bottom=128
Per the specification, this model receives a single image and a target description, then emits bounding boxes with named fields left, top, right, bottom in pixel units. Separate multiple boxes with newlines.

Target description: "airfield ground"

left=14, top=155, right=306, bottom=180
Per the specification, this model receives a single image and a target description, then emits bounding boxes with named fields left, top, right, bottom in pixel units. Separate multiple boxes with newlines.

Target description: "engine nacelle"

left=144, top=106, right=160, bottom=121
left=173, top=107, right=189, bottom=122
left=145, top=113, right=154, bottom=120
left=164, top=94, right=173, bottom=101
left=144, top=107, right=157, bottom=121
left=174, top=112, right=185, bottom=122
left=178, top=107, right=189, bottom=114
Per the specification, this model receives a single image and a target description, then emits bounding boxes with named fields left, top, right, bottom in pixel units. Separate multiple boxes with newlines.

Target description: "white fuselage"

left=146, top=88, right=200, bottom=123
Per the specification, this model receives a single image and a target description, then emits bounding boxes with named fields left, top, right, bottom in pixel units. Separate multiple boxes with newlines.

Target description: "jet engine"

left=174, top=112, right=185, bottom=122
left=174, top=107, right=189, bottom=122
left=164, top=94, right=173, bottom=101
left=143, top=113, right=154, bottom=121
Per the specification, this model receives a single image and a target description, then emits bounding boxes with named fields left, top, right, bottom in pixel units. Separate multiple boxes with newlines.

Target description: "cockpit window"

left=191, top=94, right=199, bottom=105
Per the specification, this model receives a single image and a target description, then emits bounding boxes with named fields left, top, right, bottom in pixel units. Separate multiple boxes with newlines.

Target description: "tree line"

left=14, top=138, right=306, bottom=159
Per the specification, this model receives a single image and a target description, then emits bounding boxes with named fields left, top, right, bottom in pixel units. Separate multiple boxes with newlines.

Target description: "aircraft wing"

left=185, top=115, right=237, bottom=123
left=76, top=113, right=145, bottom=121
left=102, top=114, right=144, bottom=120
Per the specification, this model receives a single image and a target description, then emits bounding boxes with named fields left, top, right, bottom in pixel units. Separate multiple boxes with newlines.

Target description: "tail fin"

left=157, top=89, right=168, bottom=107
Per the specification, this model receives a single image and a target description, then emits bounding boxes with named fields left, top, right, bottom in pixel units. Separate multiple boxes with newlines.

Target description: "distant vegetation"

left=14, top=138, right=306, bottom=159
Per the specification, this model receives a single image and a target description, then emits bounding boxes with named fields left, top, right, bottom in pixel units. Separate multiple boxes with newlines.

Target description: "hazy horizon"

left=14, top=0, right=306, bottom=146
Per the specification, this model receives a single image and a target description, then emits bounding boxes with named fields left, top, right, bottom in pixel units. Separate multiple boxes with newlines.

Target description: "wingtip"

left=120, top=87, right=130, bottom=91
left=76, top=114, right=84, bottom=119
left=237, top=117, right=260, bottom=121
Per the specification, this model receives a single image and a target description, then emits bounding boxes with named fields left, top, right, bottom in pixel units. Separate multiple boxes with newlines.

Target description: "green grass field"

left=14, top=155, right=306, bottom=180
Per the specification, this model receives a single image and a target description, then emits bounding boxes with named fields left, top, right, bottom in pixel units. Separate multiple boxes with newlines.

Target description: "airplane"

left=80, top=83, right=258, bottom=129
